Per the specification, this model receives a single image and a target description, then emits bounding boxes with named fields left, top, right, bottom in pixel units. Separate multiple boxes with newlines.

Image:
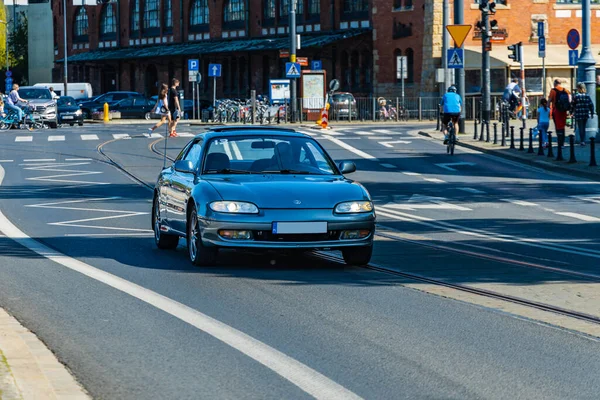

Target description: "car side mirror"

left=174, top=160, right=196, bottom=174
left=339, top=161, right=356, bottom=174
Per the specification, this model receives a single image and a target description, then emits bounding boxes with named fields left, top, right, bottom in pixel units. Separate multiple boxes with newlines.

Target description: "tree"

left=8, top=11, right=28, bottom=85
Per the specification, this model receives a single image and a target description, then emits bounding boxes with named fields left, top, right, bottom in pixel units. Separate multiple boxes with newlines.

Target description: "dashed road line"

left=65, top=158, right=92, bottom=161
left=402, top=172, right=422, bottom=176
left=48, top=135, right=65, bottom=142
left=504, top=199, right=539, bottom=207
left=0, top=160, right=14, bottom=163
left=423, top=178, right=446, bottom=183
left=368, top=137, right=393, bottom=140
left=379, top=140, right=411, bottom=148
left=15, top=136, right=32, bottom=142
left=23, top=158, right=55, bottom=162
left=355, top=131, right=374, bottom=135
left=81, top=134, right=99, bottom=141
left=554, top=212, right=600, bottom=222
left=112, top=134, right=131, bottom=140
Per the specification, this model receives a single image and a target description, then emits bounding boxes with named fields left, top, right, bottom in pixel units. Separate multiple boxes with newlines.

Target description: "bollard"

left=556, top=135, right=564, bottom=161
left=277, top=109, right=280, bottom=124
left=486, top=121, right=490, bottom=143
left=519, top=127, right=524, bottom=151
left=590, top=137, right=597, bottom=167
left=501, top=123, right=506, bottom=146
left=103, top=102, right=109, bottom=122
left=568, top=135, right=577, bottom=163
left=510, top=126, right=515, bottom=149
left=537, top=129, right=544, bottom=155
left=479, top=120, right=485, bottom=141
left=547, top=132, right=554, bottom=158
left=243, top=110, right=246, bottom=124
left=493, top=123, right=498, bottom=144
left=474, top=118, right=478, bottom=140
left=527, top=128, right=534, bottom=153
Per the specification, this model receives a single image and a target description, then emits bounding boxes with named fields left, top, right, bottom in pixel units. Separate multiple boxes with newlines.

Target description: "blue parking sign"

left=188, top=59, right=199, bottom=71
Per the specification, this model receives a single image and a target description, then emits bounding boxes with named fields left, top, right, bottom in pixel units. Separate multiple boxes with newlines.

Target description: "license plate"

left=62, top=116, right=74, bottom=119
left=272, top=222, right=327, bottom=234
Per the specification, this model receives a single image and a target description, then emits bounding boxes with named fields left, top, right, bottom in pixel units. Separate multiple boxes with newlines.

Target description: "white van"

left=34, top=83, right=93, bottom=100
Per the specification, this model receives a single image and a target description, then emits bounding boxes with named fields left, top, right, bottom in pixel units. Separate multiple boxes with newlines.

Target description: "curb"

left=418, top=131, right=600, bottom=181
left=0, top=308, right=90, bottom=400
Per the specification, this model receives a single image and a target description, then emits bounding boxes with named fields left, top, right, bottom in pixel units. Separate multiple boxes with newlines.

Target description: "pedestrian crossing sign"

left=447, top=48, right=464, bottom=69
left=286, top=62, right=301, bottom=78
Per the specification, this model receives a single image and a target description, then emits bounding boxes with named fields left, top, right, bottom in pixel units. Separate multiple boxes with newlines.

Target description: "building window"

left=362, top=50, right=371, bottom=91
left=224, top=0, right=246, bottom=27
left=280, top=0, right=303, bottom=20
left=99, top=4, right=116, bottom=41
left=73, top=7, right=88, bottom=43
left=163, top=0, right=173, bottom=33
left=130, top=0, right=140, bottom=35
left=190, top=0, right=209, bottom=33
left=342, top=0, right=368, bottom=19
left=511, top=69, right=542, bottom=93
left=264, top=0, right=276, bottom=26
left=393, top=0, right=413, bottom=10
left=395, top=49, right=403, bottom=83
left=308, top=0, right=320, bottom=20
left=143, top=0, right=160, bottom=34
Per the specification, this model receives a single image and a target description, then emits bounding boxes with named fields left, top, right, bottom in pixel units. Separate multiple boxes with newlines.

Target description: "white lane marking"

left=376, top=206, right=600, bottom=259
left=555, top=212, right=600, bottom=222
left=0, top=160, right=14, bottom=163
left=423, top=178, right=446, bottom=183
left=503, top=199, right=539, bottom=207
left=65, top=158, right=92, bottom=161
left=322, top=131, right=344, bottom=136
left=435, top=162, right=477, bottom=171
left=367, top=137, right=393, bottom=140
left=457, top=187, right=486, bottom=194
left=378, top=140, right=411, bottom=148
left=15, top=136, right=33, bottom=142
left=380, top=163, right=397, bottom=169
left=355, top=131, right=374, bottom=135
left=231, top=142, right=243, bottom=160
left=402, top=172, right=421, bottom=176
left=570, top=194, right=600, bottom=204
left=150, top=133, right=163, bottom=138
left=23, top=159, right=56, bottom=162
left=21, top=161, right=109, bottom=186
left=0, top=166, right=361, bottom=400
left=176, top=132, right=195, bottom=137
left=383, top=195, right=471, bottom=211
left=323, top=135, right=376, bottom=159
left=373, top=129, right=393, bottom=134
left=334, top=137, right=361, bottom=140
left=81, top=134, right=99, bottom=141
left=48, top=136, right=65, bottom=142
left=112, top=134, right=131, bottom=140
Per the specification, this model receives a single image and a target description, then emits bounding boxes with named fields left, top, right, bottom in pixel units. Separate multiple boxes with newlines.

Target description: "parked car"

left=79, top=91, right=142, bottom=118
left=17, top=86, right=58, bottom=128
left=152, top=126, right=375, bottom=266
left=34, top=82, right=92, bottom=99
left=56, top=96, right=84, bottom=126
left=328, top=92, right=358, bottom=120
left=109, top=97, right=155, bottom=119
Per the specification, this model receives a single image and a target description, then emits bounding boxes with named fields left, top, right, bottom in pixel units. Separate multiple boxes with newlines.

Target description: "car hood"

left=27, top=99, right=55, bottom=107
left=58, top=105, right=80, bottom=112
left=204, top=175, right=370, bottom=209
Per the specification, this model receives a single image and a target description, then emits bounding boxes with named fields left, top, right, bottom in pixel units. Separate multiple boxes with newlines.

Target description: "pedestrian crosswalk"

left=7, top=132, right=197, bottom=143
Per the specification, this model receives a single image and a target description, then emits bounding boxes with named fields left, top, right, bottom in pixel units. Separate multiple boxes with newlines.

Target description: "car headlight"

left=334, top=201, right=373, bottom=213
left=209, top=201, right=259, bottom=214
left=75, top=109, right=82, bottom=115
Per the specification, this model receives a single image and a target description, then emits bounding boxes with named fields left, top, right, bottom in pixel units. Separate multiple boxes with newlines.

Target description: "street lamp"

left=63, top=0, right=68, bottom=97
left=0, top=20, right=9, bottom=74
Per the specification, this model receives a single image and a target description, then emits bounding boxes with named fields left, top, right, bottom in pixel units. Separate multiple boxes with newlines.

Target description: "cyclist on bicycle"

left=6, top=84, right=29, bottom=124
left=440, top=85, right=462, bottom=144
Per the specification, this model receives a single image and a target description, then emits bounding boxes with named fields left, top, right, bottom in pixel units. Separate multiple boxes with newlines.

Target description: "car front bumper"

left=59, top=112, right=84, bottom=123
left=199, top=209, right=375, bottom=249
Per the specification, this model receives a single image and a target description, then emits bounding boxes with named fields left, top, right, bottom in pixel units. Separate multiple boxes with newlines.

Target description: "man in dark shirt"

left=168, top=78, right=181, bottom=137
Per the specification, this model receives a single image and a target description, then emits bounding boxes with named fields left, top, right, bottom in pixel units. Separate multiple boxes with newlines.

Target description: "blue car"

left=152, top=126, right=375, bottom=266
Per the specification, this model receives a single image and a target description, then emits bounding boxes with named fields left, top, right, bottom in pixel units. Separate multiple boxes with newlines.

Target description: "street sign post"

left=567, top=29, right=580, bottom=50
left=538, top=36, right=546, bottom=58
left=5, top=71, right=12, bottom=77
left=208, top=64, right=222, bottom=108
left=446, top=25, right=472, bottom=48
left=447, top=48, right=464, bottom=69
left=285, top=62, right=301, bottom=78
left=188, top=59, right=199, bottom=72
left=311, top=60, right=322, bottom=70
left=569, top=50, right=579, bottom=66
left=537, top=21, right=544, bottom=38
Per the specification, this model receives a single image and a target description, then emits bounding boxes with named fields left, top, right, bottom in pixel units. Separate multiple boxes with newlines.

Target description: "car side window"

left=113, top=94, right=128, bottom=101
left=121, top=98, right=134, bottom=107
left=102, top=95, right=113, bottom=103
left=182, top=140, right=203, bottom=169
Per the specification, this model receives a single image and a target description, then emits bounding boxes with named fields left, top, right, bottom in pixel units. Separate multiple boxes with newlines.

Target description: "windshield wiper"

left=203, top=168, right=255, bottom=174
left=262, top=169, right=312, bottom=175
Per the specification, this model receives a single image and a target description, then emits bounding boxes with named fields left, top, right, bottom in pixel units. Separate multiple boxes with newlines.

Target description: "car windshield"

left=57, top=96, right=77, bottom=106
left=201, top=135, right=337, bottom=175
left=19, top=88, right=52, bottom=100
left=332, top=94, right=354, bottom=103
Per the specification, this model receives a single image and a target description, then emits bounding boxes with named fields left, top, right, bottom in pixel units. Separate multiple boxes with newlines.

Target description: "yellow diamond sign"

left=446, top=25, right=472, bottom=48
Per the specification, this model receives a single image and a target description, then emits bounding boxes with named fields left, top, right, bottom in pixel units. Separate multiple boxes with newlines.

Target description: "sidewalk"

left=0, top=308, right=89, bottom=400
left=420, top=119, right=600, bottom=180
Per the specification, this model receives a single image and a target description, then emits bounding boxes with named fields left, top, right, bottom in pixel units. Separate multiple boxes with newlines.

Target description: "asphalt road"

left=0, top=123, right=600, bottom=399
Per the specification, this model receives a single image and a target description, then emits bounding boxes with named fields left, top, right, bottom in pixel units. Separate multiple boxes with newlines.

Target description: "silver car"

left=152, top=126, right=376, bottom=266
left=17, top=87, right=59, bottom=128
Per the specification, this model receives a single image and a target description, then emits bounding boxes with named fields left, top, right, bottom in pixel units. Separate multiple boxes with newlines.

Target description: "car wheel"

left=152, top=195, right=179, bottom=250
left=144, top=112, right=151, bottom=120
left=69, top=123, right=74, bottom=126
left=187, top=206, right=218, bottom=266
left=49, top=121, right=58, bottom=129
left=78, top=122, right=84, bottom=126
left=342, top=245, right=373, bottom=266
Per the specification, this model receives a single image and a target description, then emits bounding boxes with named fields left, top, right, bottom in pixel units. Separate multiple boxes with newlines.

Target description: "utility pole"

left=578, top=0, right=597, bottom=139
left=442, top=0, right=451, bottom=91
left=63, top=0, right=68, bottom=96
left=454, top=0, right=464, bottom=133
left=289, top=0, right=297, bottom=122
left=479, top=0, right=495, bottom=125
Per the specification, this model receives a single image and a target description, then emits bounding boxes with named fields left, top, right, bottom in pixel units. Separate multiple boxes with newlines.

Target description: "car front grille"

left=35, top=106, right=46, bottom=112
left=253, top=230, right=339, bottom=242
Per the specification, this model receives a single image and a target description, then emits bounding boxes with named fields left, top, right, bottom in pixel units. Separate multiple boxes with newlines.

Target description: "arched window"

left=163, top=0, right=173, bottom=33
left=307, top=0, right=320, bottom=21
left=130, top=0, right=140, bottom=35
left=143, top=0, right=160, bottom=33
left=99, top=4, right=116, bottom=40
left=224, top=0, right=246, bottom=27
left=342, top=0, right=368, bottom=19
left=73, top=7, right=88, bottom=42
left=405, top=48, right=414, bottom=83
left=264, top=0, right=275, bottom=26
left=190, top=0, right=209, bottom=32
left=280, top=0, right=303, bottom=20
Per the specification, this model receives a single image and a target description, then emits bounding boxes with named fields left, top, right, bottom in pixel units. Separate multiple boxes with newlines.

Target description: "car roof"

left=197, top=126, right=309, bottom=140
left=20, top=86, right=49, bottom=90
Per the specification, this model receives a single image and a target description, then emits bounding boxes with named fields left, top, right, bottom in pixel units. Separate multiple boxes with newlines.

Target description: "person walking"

left=168, top=78, right=181, bottom=138
left=536, top=98, right=550, bottom=148
left=547, top=79, right=571, bottom=148
left=147, top=84, right=171, bottom=136
left=571, top=82, right=595, bottom=146
left=6, top=84, right=29, bottom=126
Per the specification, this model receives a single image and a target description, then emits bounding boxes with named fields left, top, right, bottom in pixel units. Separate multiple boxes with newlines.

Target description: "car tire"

left=342, top=244, right=373, bottom=266
left=49, top=121, right=58, bottom=129
left=144, top=112, right=151, bottom=120
left=78, top=122, right=84, bottom=126
left=187, top=206, right=218, bottom=266
left=152, top=195, right=179, bottom=250
left=69, top=123, right=74, bottom=127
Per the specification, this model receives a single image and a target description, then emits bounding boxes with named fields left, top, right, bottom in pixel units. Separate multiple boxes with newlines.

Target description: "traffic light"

left=508, top=43, right=520, bottom=63
left=489, top=2, right=496, bottom=14
left=490, top=20, right=498, bottom=31
left=479, top=1, right=496, bottom=14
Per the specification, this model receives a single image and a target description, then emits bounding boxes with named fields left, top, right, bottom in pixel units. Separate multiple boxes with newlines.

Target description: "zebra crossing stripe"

left=15, top=136, right=33, bottom=142
left=48, top=135, right=65, bottom=141
left=81, top=134, right=99, bottom=141
left=112, top=134, right=131, bottom=140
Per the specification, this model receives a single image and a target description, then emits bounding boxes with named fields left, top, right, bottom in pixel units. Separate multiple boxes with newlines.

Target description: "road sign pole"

left=578, top=0, right=597, bottom=139
left=289, top=0, right=297, bottom=122
left=213, top=76, right=216, bottom=110
left=454, top=0, right=465, bottom=133
left=481, top=1, right=491, bottom=125
left=63, top=0, right=68, bottom=97
left=519, top=42, right=526, bottom=122
left=542, top=55, right=546, bottom=99
left=442, top=0, right=450, bottom=94
left=192, top=81, right=196, bottom=120
left=401, top=57, right=405, bottom=108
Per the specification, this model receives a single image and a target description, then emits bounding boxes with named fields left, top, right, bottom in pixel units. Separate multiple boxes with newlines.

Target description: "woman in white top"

left=537, top=98, right=550, bottom=148
left=147, top=84, right=171, bottom=135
